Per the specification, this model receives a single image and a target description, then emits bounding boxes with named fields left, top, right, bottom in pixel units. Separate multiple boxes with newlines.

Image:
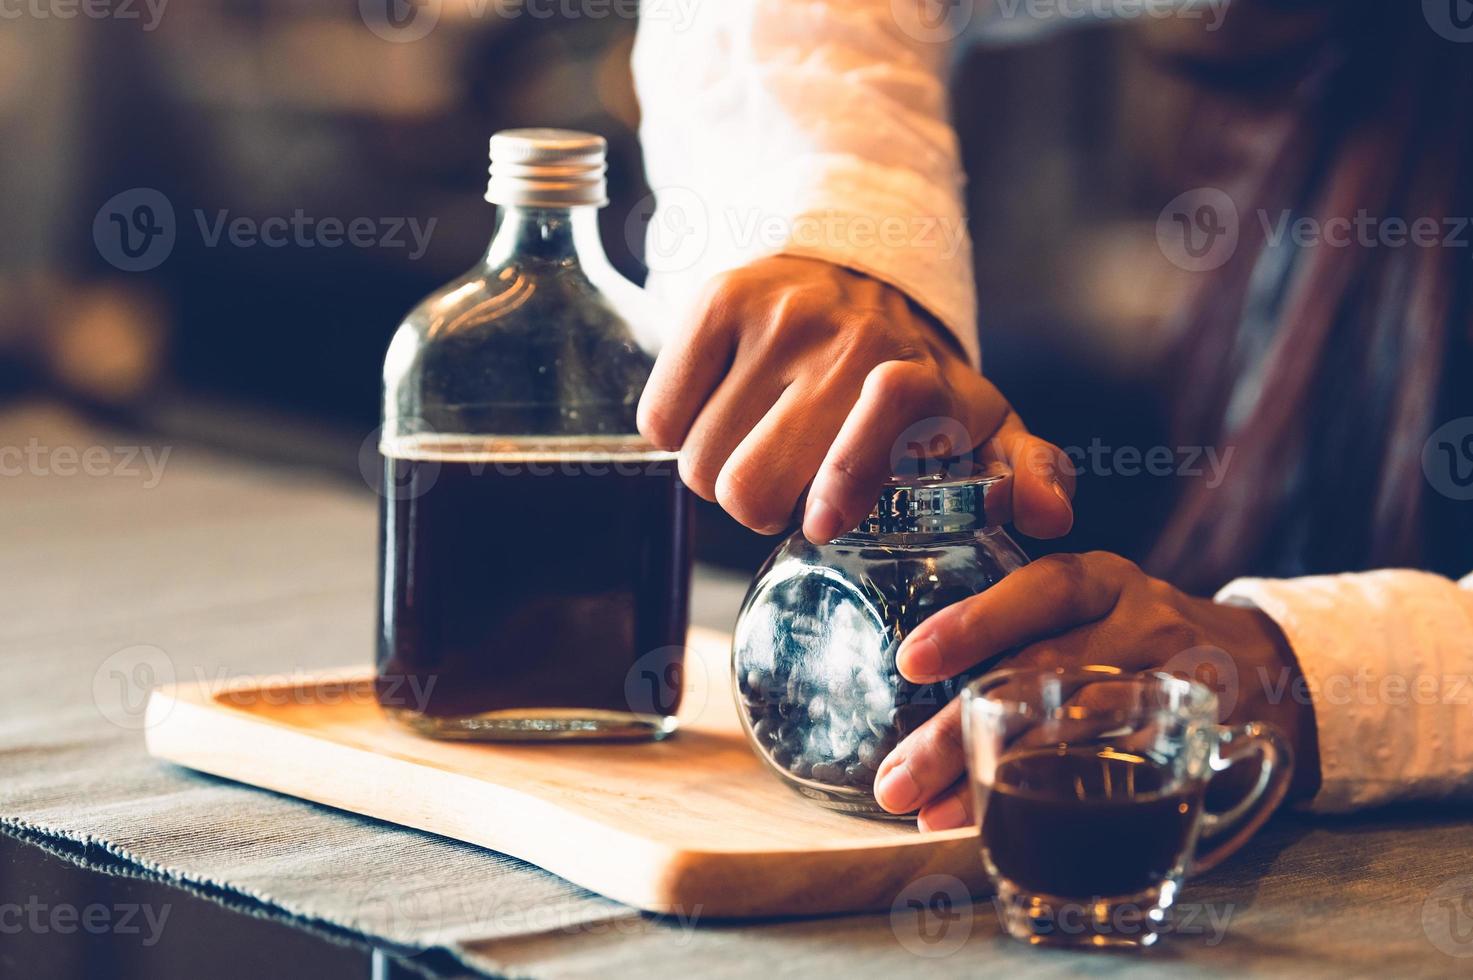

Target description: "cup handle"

left=1191, top=721, right=1295, bottom=875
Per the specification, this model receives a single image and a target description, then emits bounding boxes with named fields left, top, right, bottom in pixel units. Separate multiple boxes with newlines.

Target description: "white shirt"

left=633, top=0, right=1473, bottom=813
left=632, top=0, right=980, bottom=364
left=1217, top=573, right=1473, bottom=812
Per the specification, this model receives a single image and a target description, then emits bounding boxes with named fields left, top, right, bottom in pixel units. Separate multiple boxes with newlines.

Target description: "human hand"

left=636, top=256, right=1075, bottom=542
left=872, top=552, right=1321, bottom=830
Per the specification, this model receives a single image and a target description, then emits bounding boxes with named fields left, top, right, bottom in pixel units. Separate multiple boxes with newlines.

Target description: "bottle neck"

left=484, top=206, right=610, bottom=269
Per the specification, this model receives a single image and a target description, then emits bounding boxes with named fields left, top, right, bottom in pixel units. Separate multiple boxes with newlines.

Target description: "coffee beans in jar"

left=731, top=466, right=1027, bottom=817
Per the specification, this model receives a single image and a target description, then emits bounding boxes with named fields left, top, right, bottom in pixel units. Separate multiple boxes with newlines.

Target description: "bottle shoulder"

left=386, top=260, right=657, bottom=374
left=395, top=260, right=646, bottom=342
left=381, top=260, right=661, bottom=437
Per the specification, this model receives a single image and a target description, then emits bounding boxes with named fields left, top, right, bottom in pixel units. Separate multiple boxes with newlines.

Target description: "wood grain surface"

left=144, top=627, right=986, bottom=918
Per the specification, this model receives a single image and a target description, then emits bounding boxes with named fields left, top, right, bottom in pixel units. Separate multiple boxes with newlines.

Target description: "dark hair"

left=1145, top=2, right=1473, bottom=594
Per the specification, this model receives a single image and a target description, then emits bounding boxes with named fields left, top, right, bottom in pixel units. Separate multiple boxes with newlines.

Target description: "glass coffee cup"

left=962, top=666, right=1294, bottom=948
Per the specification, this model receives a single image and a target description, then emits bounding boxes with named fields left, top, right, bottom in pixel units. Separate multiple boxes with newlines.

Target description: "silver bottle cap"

left=854, top=462, right=1012, bottom=535
left=485, top=128, right=608, bottom=209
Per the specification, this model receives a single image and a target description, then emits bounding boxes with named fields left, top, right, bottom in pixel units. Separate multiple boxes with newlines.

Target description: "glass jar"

left=732, top=465, right=1028, bottom=816
left=375, top=129, right=692, bottom=741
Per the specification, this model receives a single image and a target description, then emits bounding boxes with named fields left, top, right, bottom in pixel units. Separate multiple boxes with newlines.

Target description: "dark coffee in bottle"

left=979, top=746, right=1206, bottom=898
left=376, top=129, right=689, bottom=740
left=376, top=434, right=692, bottom=738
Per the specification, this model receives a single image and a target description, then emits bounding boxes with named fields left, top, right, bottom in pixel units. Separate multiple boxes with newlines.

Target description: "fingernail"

left=898, top=635, right=943, bottom=681
left=875, top=760, right=920, bottom=813
left=919, top=795, right=970, bottom=832
left=1051, top=479, right=1073, bottom=511
left=805, top=497, right=845, bottom=543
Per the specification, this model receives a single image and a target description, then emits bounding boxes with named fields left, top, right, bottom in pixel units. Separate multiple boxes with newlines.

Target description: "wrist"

left=1224, top=602, right=1322, bottom=802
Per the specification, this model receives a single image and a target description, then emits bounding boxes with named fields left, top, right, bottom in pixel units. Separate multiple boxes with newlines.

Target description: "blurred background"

left=0, top=1, right=1219, bottom=573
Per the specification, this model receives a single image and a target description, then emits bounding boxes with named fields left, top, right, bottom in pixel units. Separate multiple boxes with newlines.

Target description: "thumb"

left=980, top=414, right=1075, bottom=539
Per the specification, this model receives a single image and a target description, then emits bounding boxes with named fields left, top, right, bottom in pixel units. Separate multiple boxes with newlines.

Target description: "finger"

left=636, top=294, right=737, bottom=451
left=981, top=415, right=1075, bottom=539
left=802, top=360, right=971, bottom=543
left=894, top=552, right=1128, bottom=683
left=874, top=697, right=964, bottom=815
left=716, top=379, right=857, bottom=534
left=803, top=359, right=1016, bottom=544
left=917, top=780, right=973, bottom=833
left=677, top=364, right=787, bottom=502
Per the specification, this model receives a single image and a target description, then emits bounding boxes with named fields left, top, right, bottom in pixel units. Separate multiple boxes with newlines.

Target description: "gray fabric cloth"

left=5, top=405, right=1473, bottom=979
left=0, top=406, right=638, bottom=973
left=455, top=809, right=1473, bottom=980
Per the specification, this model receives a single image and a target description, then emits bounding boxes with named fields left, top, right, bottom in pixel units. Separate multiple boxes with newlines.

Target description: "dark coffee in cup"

left=978, top=746, right=1207, bottom=898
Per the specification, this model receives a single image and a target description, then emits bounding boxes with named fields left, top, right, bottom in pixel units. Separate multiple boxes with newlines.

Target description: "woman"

left=631, top=0, right=1473, bottom=826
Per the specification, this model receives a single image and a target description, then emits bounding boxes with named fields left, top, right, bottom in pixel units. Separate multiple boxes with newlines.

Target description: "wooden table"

left=4, top=401, right=1473, bottom=979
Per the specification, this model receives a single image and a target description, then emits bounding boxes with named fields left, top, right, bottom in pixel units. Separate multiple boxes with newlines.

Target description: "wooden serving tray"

left=144, top=628, right=984, bottom=918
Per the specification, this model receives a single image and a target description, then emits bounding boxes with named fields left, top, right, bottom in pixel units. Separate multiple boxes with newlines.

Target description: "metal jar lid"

left=485, top=128, right=608, bottom=209
left=852, top=462, right=1012, bottom=535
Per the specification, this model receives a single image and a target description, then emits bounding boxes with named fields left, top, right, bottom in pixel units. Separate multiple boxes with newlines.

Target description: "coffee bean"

left=735, top=606, right=959, bottom=797
left=893, top=703, right=932, bottom=737
left=811, top=763, right=844, bottom=784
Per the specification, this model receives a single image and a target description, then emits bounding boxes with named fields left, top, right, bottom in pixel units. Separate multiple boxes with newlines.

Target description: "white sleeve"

left=632, top=0, right=980, bottom=365
left=1216, top=570, right=1473, bottom=813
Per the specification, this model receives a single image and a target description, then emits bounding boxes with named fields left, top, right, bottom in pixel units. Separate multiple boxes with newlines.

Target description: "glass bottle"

left=375, top=129, right=692, bottom=741
left=732, top=465, right=1028, bottom=816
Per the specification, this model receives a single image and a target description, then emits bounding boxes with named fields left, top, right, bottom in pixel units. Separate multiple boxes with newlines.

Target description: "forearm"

left=633, top=0, right=979, bottom=363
